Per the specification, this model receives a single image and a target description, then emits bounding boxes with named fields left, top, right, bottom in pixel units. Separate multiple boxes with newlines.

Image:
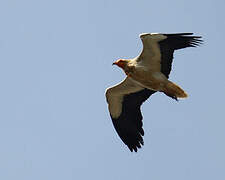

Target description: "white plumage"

left=106, top=33, right=202, bottom=152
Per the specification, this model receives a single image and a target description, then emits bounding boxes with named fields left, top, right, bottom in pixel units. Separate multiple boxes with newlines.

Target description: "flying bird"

left=105, top=33, right=202, bottom=152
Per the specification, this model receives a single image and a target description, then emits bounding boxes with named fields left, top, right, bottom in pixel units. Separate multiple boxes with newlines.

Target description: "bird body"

left=106, top=33, right=202, bottom=152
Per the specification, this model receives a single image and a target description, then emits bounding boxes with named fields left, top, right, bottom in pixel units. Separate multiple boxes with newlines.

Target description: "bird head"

left=112, top=59, right=128, bottom=70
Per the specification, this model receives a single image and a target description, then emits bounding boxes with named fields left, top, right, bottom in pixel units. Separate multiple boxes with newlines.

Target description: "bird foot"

left=164, top=92, right=178, bottom=101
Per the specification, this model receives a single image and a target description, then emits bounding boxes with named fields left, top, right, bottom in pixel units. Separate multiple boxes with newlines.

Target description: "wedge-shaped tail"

left=164, top=81, right=188, bottom=100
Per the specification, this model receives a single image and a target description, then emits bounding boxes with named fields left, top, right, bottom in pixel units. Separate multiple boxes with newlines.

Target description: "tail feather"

left=164, top=81, right=188, bottom=100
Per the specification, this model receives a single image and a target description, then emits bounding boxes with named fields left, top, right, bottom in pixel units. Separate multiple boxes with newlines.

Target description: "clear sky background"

left=0, top=0, right=224, bottom=179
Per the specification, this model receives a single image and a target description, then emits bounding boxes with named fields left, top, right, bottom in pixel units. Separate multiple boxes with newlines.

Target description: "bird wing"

left=138, top=33, right=203, bottom=78
left=106, top=77, right=156, bottom=152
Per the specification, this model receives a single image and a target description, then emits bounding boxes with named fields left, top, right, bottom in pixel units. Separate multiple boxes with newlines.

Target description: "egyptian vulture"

left=105, top=33, right=202, bottom=152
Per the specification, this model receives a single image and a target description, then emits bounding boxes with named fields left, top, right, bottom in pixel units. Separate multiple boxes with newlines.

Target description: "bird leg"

left=163, top=91, right=178, bottom=101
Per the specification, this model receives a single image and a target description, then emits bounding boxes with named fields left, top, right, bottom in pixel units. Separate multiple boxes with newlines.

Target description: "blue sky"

left=0, top=0, right=224, bottom=179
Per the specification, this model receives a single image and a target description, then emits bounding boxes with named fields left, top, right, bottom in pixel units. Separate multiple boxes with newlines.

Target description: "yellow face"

left=112, top=59, right=127, bottom=69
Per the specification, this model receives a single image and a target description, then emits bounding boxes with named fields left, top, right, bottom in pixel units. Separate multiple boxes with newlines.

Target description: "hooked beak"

left=112, top=60, right=126, bottom=69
